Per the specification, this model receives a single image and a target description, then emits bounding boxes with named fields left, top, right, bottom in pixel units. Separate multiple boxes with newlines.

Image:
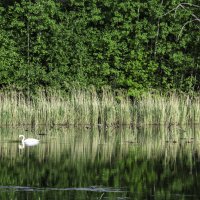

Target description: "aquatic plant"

left=0, top=90, right=200, bottom=126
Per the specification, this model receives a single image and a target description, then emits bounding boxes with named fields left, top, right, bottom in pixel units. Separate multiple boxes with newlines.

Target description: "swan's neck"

left=21, top=135, right=25, bottom=143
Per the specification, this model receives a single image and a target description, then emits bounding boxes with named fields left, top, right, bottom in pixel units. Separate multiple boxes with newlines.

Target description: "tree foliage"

left=0, top=0, right=199, bottom=95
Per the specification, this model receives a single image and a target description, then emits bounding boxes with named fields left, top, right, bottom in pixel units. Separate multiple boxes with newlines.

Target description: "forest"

left=0, top=0, right=199, bottom=96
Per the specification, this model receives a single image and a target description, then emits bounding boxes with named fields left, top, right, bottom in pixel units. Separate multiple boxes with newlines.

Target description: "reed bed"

left=0, top=89, right=200, bottom=126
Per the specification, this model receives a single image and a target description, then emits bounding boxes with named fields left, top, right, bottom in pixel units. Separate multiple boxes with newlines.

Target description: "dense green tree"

left=0, top=5, right=22, bottom=87
left=5, top=0, right=70, bottom=90
left=0, top=0, right=199, bottom=95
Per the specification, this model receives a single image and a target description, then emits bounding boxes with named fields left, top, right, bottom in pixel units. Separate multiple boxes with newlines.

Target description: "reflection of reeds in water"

left=0, top=126, right=200, bottom=168
left=1, top=90, right=200, bottom=126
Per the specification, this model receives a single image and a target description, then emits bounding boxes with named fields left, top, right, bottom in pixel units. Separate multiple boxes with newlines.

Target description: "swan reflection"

left=18, top=142, right=39, bottom=149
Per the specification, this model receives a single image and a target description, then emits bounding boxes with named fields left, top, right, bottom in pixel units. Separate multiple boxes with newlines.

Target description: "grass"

left=0, top=89, right=200, bottom=126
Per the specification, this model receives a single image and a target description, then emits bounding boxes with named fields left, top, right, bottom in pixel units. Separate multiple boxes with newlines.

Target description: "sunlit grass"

left=0, top=89, right=200, bottom=126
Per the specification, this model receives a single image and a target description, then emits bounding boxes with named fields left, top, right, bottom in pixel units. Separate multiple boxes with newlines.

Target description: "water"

left=0, top=126, right=200, bottom=199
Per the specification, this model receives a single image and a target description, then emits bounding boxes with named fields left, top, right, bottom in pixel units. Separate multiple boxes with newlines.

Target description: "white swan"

left=19, top=135, right=39, bottom=146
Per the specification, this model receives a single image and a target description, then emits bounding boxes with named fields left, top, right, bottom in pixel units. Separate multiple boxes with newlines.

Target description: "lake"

left=0, top=125, right=199, bottom=199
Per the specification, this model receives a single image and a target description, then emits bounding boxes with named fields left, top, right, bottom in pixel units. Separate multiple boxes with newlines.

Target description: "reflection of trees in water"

left=0, top=126, right=200, bottom=163
left=0, top=126, right=200, bottom=199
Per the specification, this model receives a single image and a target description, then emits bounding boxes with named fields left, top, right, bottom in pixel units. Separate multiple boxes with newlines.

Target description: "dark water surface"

left=0, top=126, right=200, bottom=199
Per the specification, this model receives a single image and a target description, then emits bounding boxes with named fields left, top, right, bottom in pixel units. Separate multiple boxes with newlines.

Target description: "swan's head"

left=19, top=135, right=25, bottom=140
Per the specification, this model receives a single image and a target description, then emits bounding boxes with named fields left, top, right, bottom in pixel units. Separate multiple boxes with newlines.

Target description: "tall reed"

left=0, top=89, right=200, bottom=126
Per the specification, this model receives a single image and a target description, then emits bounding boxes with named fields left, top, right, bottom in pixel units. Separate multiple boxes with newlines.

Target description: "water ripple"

left=0, top=186, right=126, bottom=193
